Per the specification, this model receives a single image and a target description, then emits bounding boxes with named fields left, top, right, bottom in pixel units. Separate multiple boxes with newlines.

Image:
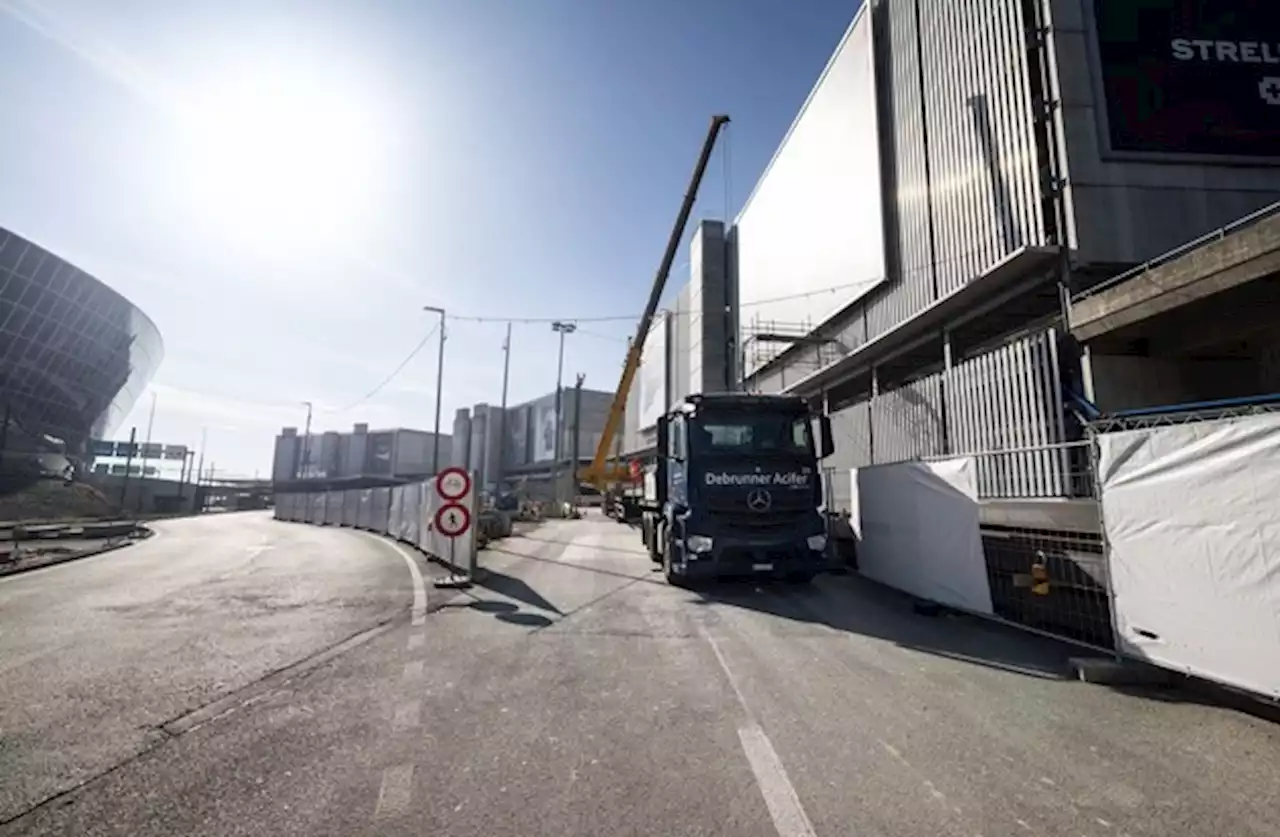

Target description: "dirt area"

left=0, top=537, right=128, bottom=577
left=0, top=481, right=117, bottom=524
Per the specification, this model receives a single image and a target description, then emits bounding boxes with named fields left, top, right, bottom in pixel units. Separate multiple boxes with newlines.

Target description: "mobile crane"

left=579, top=114, right=731, bottom=493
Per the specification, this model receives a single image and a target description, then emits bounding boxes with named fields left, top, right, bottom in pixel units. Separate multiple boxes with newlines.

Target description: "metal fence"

left=273, top=479, right=483, bottom=575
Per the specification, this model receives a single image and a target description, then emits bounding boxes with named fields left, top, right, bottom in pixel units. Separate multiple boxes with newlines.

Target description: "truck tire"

left=647, top=519, right=662, bottom=564
left=662, top=529, right=688, bottom=587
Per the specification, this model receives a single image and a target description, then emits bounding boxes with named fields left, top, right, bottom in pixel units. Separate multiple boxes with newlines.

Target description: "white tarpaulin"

left=853, top=457, right=993, bottom=614
left=1098, top=412, right=1280, bottom=700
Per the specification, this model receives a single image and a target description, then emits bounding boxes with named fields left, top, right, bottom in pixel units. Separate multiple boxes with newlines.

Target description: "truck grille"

left=709, top=509, right=811, bottom=533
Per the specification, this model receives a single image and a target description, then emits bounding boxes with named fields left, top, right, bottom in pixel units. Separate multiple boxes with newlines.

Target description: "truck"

left=641, top=392, right=835, bottom=586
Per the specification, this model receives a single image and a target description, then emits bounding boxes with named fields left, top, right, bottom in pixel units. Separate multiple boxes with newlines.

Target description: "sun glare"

left=176, top=67, right=392, bottom=247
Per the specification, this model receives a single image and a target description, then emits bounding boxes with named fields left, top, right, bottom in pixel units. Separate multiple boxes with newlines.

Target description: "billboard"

left=637, top=313, right=668, bottom=429
left=534, top=400, right=557, bottom=462
left=506, top=406, right=528, bottom=466
left=366, top=431, right=394, bottom=475
left=733, top=4, right=887, bottom=369
left=1089, top=0, right=1280, bottom=162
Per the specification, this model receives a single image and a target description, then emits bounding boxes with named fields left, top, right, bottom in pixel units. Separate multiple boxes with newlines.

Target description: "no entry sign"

left=435, top=466, right=472, bottom=501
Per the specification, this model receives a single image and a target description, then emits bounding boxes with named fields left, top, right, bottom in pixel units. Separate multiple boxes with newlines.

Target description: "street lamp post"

left=550, top=321, right=577, bottom=503
left=424, top=306, right=448, bottom=472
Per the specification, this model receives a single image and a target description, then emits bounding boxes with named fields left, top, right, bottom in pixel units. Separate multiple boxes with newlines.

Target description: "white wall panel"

left=735, top=4, right=887, bottom=377
left=1098, top=412, right=1280, bottom=700
left=637, top=313, right=667, bottom=430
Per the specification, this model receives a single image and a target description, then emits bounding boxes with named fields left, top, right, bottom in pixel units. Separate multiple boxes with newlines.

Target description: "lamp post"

left=424, top=306, right=447, bottom=472
left=550, top=321, right=577, bottom=503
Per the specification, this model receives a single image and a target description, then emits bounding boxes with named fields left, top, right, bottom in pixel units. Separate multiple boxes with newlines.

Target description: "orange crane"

left=580, top=114, right=731, bottom=490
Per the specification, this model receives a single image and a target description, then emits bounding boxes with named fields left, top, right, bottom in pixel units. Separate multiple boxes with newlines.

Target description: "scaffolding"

left=741, top=314, right=846, bottom=388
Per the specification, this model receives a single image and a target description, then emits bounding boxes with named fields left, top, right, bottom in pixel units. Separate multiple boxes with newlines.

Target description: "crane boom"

left=583, top=114, right=731, bottom=488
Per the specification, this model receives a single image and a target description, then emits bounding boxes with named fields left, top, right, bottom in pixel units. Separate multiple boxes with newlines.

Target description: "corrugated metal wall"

left=823, top=327, right=1070, bottom=498
left=946, top=329, right=1069, bottom=497
left=871, top=374, right=947, bottom=462
left=741, top=0, right=1049, bottom=391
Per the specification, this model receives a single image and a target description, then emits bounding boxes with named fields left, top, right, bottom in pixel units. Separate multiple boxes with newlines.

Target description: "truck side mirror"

left=656, top=416, right=669, bottom=455
left=818, top=415, right=835, bottom=459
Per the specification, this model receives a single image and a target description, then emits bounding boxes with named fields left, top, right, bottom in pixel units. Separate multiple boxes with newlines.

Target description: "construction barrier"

left=272, top=480, right=489, bottom=572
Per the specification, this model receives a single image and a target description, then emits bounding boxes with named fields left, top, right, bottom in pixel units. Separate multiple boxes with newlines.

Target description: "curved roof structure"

left=0, top=227, right=163, bottom=459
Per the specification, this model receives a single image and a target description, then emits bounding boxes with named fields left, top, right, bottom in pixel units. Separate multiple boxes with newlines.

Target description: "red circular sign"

left=434, top=502, right=471, bottom=537
left=435, top=466, right=472, bottom=501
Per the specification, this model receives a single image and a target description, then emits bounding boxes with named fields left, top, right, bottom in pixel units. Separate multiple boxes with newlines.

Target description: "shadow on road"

left=474, top=567, right=563, bottom=615
left=695, top=573, right=1076, bottom=681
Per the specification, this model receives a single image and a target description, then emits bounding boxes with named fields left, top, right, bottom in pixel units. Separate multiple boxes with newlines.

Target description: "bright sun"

left=176, top=67, right=391, bottom=247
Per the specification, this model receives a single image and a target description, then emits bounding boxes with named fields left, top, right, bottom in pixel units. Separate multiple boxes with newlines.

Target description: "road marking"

left=374, top=764, right=414, bottom=818
left=700, top=622, right=818, bottom=837
left=388, top=543, right=428, bottom=627
left=407, top=632, right=426, bottom=651
left=739, top=725, right=819, bottom=837
left=392, top=699, right=421, bottom=731
left=402, top=660, right=424, bottom=682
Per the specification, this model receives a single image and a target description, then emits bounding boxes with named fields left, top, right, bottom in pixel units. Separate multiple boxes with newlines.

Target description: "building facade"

left=728, top=0, right=1280, bottom=505
left=271, top=423, right=451, bottom=485
left=0, top=226, right=162, bottom=480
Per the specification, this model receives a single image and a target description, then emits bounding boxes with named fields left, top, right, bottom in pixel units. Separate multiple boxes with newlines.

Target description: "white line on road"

left=407, top=632, right=426, bottom=651
left=739, top=725, right=819, bottom=837
left=388, top=542, right=428, bottom=627
left=402, top=660, right=424, bottom=682
left=700, top=622, right=819, bottom=837
left=374, top=764, right=415, bottom=818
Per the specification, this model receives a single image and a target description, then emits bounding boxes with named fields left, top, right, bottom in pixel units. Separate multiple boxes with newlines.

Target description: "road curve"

left=0, top=512, right=415, bottom=822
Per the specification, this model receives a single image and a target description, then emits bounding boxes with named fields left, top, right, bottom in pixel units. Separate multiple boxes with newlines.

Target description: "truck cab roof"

left=674, top=392, right=809, bottom=415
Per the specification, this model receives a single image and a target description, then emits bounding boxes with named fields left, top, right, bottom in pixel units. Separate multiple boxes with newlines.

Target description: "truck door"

left=667, top=414, right=688, bottom=511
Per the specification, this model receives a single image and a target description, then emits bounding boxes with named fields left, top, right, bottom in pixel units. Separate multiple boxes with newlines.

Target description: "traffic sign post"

left=431, top=468, right=478, bottom=590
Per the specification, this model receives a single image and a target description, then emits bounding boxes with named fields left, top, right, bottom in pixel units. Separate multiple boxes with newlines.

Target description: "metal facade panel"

left=943, top=329, right=1070, bottom=497
left=734, top=3, right=888, bottom=376
left=867, top=0, right=934, bottom=341
left=870, top=374, right=946, bottom=463
left=918, top=0, right=1046, bottom=299
left=1054, top=0, right=1280, bottom=265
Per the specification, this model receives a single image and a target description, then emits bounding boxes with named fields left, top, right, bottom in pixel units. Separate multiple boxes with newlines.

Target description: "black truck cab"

left=641, top=392, right=835, bottom=585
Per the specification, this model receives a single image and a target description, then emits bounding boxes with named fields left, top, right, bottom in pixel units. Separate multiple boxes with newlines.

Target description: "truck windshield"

left=689, top=413, right=813, bottom=457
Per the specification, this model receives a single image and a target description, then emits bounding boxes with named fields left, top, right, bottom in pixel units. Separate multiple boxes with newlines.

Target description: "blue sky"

left=0, top=0, right=857, bottom=476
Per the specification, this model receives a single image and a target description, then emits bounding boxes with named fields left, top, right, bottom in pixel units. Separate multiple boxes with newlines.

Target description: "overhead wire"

left=334, top=322, right=439, bottom=412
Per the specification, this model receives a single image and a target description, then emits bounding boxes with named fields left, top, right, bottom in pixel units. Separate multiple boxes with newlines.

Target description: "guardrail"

left=1073, top=199, right=1280, bottom=302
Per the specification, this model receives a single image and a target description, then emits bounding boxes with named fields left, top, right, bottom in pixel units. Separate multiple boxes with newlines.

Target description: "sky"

left=0, top=0, right=859, bottom=477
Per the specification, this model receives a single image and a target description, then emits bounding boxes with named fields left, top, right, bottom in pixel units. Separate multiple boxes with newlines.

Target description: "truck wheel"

left=648, top=522, right=662, bottom=564
left=663, top=533, right=688, bottom=587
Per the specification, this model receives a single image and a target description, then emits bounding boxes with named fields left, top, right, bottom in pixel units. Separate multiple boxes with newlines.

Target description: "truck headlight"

left=806, top=534, right=827, bottom=552
left=686, top=534, right=714, bottom=554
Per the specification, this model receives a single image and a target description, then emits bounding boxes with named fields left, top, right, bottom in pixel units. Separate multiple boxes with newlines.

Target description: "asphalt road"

left=4, top=512, right=1280, bottom=836
left=0, top=511, right=412, bottom=824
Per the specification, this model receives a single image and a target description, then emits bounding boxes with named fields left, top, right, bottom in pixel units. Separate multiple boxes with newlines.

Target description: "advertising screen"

left=1092, top=0, right=1280, bottom=160
left=534, top=402, right=557, bottom=462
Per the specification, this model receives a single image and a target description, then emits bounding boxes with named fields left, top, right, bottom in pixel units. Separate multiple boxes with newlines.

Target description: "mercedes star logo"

left=746, top=489, right=772, bottom=512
